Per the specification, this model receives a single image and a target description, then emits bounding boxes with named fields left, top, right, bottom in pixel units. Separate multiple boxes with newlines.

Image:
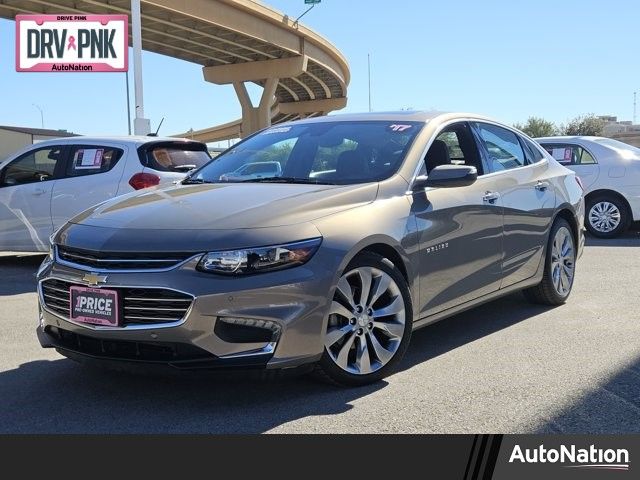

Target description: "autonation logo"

left=509, top=444, right=630, bottom=471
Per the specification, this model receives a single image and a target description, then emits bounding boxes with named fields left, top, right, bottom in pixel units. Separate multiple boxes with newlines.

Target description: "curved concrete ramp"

left=0, top=0, right=350, bottom=141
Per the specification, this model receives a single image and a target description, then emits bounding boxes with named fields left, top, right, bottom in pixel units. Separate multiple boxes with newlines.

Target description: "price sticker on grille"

left=70, top=286, right=119, bottom=326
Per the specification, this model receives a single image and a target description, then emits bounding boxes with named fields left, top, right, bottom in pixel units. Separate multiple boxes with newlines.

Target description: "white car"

left=219, top=161, right=282, bottom=182
left=537, top=136, right=640, bottom=238
left=0, top=136, right=211, bottom=252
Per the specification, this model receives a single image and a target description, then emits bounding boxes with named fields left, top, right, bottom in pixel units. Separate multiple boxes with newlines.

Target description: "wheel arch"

left=553, top=207, right=580, bottom=245
left=339, top=237, right=412, bottom=288
left=585, top=189, right=632, bottom=217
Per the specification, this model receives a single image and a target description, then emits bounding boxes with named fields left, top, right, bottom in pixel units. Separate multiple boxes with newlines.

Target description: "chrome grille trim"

left=39, top=278, right=195, bottom=330
left=55, top=246, right=202, bottom=273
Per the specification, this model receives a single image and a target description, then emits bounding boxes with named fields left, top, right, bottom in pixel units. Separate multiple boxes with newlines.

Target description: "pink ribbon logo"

left=67, top=35, right=77, bottom=50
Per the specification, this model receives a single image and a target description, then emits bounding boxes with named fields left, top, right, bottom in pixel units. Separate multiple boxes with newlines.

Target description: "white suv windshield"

left=188, top=121, right=423, bottom=185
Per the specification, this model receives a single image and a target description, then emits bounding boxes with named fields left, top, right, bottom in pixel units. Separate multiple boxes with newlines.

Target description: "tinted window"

left=1, top=146, right=65, bottom=186
left=522, top=138, right=545, bottom=164
left=540, top=144, right=597, bottom=165
left=65, top=145, right=124, bottom=177
left=143, top=142, right=211, bottom=172
left=474, top=123, right=526, bottom=172
left=190, top=121, right=423, bottom=185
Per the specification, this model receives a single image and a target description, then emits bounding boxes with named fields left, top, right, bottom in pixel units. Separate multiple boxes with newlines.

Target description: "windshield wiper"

left=181, top=178, right=212, bottom=185
left=240, top=177, right=336, bottom=185
left=172, top=164, right=197, bottom=172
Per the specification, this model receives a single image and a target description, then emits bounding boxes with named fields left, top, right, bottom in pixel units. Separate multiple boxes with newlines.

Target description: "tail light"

left=574, top=175, right=585, bottom=191
left=129, top=172, right=161, bottom=190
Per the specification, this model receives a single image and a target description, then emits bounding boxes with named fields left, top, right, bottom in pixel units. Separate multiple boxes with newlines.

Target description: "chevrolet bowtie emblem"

left=82, top=273, right=108, bottom=286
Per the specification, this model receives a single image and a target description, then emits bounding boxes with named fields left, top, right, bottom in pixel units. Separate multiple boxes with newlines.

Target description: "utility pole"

left=131, top=0, right=150, bottom=135
left=125, top=71, right=132, bottom=135
left=634, top=91, right=637, bottom=125
left=368, top=53, right=372, bottom=112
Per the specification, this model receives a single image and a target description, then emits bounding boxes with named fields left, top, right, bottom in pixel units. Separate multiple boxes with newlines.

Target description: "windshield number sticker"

left=389, top=124, right=413, bottom=132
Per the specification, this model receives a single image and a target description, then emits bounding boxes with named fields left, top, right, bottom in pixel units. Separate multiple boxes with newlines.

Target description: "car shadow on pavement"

left=584, top=228, right=640, bottom=247
left=0, top=292, right=555, bottom=433
left=0, top=254, right=45, bottom=296
left=536, top=355, right=640, bottom=433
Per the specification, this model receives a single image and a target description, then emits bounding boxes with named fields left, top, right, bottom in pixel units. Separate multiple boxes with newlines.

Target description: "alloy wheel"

left=550, top=226, right=575, bottom=297
left=588, top=201, right=621, bottom=233
left=324, top=267, right=406, bottom=375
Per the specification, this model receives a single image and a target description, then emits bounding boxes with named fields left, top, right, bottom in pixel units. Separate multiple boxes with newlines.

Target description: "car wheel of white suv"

left=586, top=194, right=629, bottom=238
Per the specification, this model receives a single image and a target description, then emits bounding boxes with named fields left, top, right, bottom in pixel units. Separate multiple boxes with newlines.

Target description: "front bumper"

left=36, top=250, right=339, bottom=371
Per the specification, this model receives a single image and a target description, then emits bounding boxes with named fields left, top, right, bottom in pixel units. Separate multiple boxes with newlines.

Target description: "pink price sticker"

left=16, top=14, right=129, bottom=72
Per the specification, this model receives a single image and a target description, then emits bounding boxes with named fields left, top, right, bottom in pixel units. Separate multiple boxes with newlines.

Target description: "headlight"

left=197, top=238, right=322, bottom=275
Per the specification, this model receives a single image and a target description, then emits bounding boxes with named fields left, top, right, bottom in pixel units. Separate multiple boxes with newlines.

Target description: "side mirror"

left=413, top=165, right=478, bottom=191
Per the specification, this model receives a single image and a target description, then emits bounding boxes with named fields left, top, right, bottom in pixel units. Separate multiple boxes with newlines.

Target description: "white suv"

left=537, top=136, right=640, bottom=238
left=0, top=136, right=211, bottom=252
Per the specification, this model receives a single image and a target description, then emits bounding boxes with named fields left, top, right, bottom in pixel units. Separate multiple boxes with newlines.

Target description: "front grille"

left=41, top=279, right=193, bottom=326
left=56, top=245, right=197, bottom=270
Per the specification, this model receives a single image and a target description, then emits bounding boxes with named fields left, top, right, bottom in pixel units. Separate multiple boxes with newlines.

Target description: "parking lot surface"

left=1, top=232, right=639, bottom=434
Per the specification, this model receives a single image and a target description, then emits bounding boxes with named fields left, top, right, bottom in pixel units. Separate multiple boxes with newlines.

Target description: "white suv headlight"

left=197, top=238, right=322, bottom=275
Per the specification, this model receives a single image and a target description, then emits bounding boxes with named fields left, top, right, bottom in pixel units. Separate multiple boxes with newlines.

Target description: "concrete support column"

left=233, top=78, right=279, bottom=137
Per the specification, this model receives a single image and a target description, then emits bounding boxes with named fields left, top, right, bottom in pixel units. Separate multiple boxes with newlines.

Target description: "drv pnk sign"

left=16, top=14, right=128, bottom=72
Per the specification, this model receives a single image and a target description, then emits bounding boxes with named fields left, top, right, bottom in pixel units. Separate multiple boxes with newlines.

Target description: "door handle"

left=32, top=188, right=47, bottom=196
left=535, top=181, right=550, bottom=191
left=482, top=191, right=500, bottom=204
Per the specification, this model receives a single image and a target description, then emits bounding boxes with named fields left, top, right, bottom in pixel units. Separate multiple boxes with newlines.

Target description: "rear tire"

left=585, top=194, right=629, bottom=238
left=524, top=218, right=576, bottom=306
left=315, top=252, right=412, bottom=387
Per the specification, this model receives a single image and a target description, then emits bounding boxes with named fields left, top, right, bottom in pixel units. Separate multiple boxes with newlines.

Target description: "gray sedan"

left=36, top=112, right=584, bottom=386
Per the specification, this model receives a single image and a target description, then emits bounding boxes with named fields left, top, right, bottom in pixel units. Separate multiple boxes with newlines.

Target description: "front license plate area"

left=69, top=286, right=119, bottom=327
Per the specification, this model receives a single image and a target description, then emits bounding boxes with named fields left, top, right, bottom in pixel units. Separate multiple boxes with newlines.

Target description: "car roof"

left=535, top=136, right=608, bottom=143
left=29, top=135, right=200, bottom=146
left=287, top=110, right=499, bottom=125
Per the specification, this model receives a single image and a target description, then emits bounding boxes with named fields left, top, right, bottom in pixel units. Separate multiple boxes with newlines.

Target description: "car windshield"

left=188, top=121, right=424, bottom=185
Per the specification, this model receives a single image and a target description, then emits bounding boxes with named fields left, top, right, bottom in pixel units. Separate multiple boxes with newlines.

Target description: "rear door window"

left=142, top=142, right=212, bottom=172
left=540, top=144, right=597, bottom=165
left=65, top=145, right=124, bottom=177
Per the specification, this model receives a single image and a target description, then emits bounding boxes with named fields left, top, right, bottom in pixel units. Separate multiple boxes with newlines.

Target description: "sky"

left=1, top=0, right=639, bottom=143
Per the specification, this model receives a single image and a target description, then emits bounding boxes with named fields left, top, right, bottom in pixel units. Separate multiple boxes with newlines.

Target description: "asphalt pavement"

left=1, top=231, right=639, bottom=433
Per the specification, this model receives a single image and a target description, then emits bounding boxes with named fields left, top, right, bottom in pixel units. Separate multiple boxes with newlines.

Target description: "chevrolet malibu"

left=37, top=112, right=585, bottom=386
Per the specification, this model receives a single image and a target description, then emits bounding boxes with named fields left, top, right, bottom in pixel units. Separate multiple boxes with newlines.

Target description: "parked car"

left=219, top=161, right=282, bottom=181
left=37, top=112, right=584, bottom=386
left=536, top=136, right=640, bottom=238
left=0, top=136, right=211, bottom=251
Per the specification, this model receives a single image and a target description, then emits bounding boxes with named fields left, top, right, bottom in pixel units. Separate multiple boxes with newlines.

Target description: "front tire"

left=586, top=194, right=629, bottom=238
left=316, top=252, right=412, bottom=386
left=524, top=218, right=576, bottom=305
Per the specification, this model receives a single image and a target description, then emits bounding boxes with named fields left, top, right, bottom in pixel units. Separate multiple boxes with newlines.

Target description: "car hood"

left=68, top=182, right=379, bottom=230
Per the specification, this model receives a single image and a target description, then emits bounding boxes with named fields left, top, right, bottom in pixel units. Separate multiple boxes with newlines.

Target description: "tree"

left=513, top=117, right=559, bottom=138
left=560, top=114, right=606, bottom=136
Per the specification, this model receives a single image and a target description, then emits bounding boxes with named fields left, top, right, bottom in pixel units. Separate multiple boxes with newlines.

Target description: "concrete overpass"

left=0, top=0, right=350, bottom=141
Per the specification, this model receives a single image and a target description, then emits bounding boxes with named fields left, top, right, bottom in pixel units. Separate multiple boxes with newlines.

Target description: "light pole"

left=32, top=104, right=44, bottom=128
left=131, top=0, right=150, bottom=135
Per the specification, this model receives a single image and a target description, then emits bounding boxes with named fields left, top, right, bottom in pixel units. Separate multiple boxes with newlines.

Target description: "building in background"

left=0, top=126, right=77, bottom=161
left=598, top=116, right=640, bottom=147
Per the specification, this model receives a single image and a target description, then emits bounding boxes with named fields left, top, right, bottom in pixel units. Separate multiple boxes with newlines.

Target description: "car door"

left=413, top=122, right=504, bottom=317
left=473, top=122, right=555, bottom=288
left=50, top=143, right=127, bottom=230
left=0, top=144, right=68, bottom=251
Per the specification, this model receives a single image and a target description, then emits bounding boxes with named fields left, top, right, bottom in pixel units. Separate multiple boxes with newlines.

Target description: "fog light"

left=215, top=317, right=282, bottom=344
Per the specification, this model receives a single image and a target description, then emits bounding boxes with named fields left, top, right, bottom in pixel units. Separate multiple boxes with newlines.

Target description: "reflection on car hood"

left=69, top=182, right=378, bottom=230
